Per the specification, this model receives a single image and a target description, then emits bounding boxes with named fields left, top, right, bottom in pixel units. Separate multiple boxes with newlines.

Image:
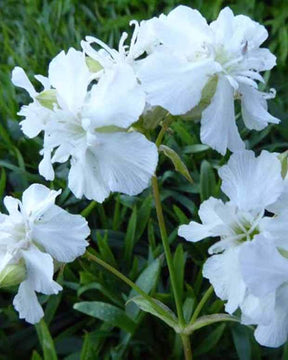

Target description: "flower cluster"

left=12, top=45, right=158, bottom=203
left=9, top=3, right=287, bottom=349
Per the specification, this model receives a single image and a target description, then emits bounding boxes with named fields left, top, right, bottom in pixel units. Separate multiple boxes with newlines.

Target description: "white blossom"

left=0, top=184, right=90, bottom=324
left=137, top=6, right=279, bottom=154
left=178, top=150, right=284, bottom=314
left=13, top=47, right=158, bottom=203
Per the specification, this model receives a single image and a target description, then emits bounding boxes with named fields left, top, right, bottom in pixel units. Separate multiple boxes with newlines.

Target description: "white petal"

left=11, top=67, right=37, bottom=98
left=254, top=285, right=288, bottom=348
left=39, top=149, right=55, bottom=181
left=153, top=5, right=212, bottom=57
left=241, top=293, right=275, bottom=326
left=4, top=196, right=21, bottom=216
left=32, top=205, right=89, bottom=262
left=69, top=131, right=158, bottom=202
left=48, top=48, right=90, bottom=113
left=268, top=177, right=288, bottom=215
left=13, top=280, right=44, bottom=324
left=138, top=49, right=219, bottom=115
left=260, top=213, right=288, bottom=251
left=201, top=75, right=245, bottom=155
left=178, top=222, right=211, bottom=243
left=210, top=7, right=235, bottom=46
left=178, top=197, right=229, bottom=242
left=239, top=235, right=288, bottom=297
left=96, top=132, right=158, bottom=196
left=19, top=102, right=51, bottom=138
left=22, top=183, right=60, bottom=219
left=83, top=63, right=145, bottom=129
left=240, top=83, right=279, bottom=131
left=22, top=246, right=62, bottom=295
left=68, top=148, right=110, bottom=202
left=219, top=150, right=283, bottom=211
left=203, top=247, right=246, bottom=313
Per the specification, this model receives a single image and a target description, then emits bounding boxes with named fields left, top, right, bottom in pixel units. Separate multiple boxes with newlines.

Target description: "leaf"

left=74, top=301, right=137, bottom=333
left=127, top=258, right=161, bottom=319
left=123, top=207, right=137, bottom=266
left=232, top=324, right=251, bottom=360
left=159, top=144, right=193, bottom=183
left=194, top=323, right=226, bottom=356
left=35, top=319, right=58, bottom=360
left=200, top=160, right=217, bottom=202
left=31, top=351, right=43, bottom=360
left=173, top=244, right=186, bottom=300
left=184, top=314, right=240, bottom=335
left=127, top=296, right=179, bottom=331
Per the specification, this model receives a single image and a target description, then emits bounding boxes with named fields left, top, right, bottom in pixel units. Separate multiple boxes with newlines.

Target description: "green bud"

left=279, top=248, right=288, bottom=259
left=183, top=76, right=218, bottom=121
left=0, top=263, right=26, bottom=288
left=86, top=57, right=103, bottom=73
left=278, top=151, right=288, bottom=179
left=96, top=125, right=125, bottom=133
left=36, top=89, right=58, bottom=110
left=141, top=106, right=168, bottom=130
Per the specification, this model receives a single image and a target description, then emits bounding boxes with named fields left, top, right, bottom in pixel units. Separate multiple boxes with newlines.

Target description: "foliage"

left=0, top=0, right=288, bottom=359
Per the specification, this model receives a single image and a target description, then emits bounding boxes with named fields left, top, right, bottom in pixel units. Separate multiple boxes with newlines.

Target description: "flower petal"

left=13, top=280, right=44, bottom=324
left=201, top=75, right=245, bottom=155
left=11, top=67, right=37, bottom=98
left=48, top=48, right=90, bottom=113
left=22, top=246, right=62, bottom=295
left=203, top=246, right=246, bottom=314
left=240, top=83, right=279, bottom=131
left=32, top=205, right=89, bottom=263
left=254, top=285, right=288, bottom=348
left=138, top=49, right=219, bottom=115
left=22, top=183, right=61, bottom=219
left=239, top=235, right=288, bottom=297
left=83, top=63, right=145, bottom=129
left=219, top=150, right=283, bottom=211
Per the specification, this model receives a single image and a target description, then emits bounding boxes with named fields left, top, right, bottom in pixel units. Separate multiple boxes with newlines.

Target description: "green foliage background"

left=0, top=0, right=288, bottom=359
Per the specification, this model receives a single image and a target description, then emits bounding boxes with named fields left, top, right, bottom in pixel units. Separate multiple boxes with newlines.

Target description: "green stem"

left=155, top=115, right=173, bottom=147
left=189, top=286, right=214, bottom=325
left=151, top=175, right=185, bottom=327
left=85, top=251, right=172, bottom=321
left=181, top=334, right=193, bottom=360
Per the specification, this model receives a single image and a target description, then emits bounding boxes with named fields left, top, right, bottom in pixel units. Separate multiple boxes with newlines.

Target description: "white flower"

left=239, top=235, right=288, bottom=347
left=0, top=184, right=90, bottom=324
left=137, top=6, right=279, bottom=154
left=11, top=67, right=52, bottom=138
left=178, top=150, right=284, bottom=313
left=13, top=47, right=158, bottom=203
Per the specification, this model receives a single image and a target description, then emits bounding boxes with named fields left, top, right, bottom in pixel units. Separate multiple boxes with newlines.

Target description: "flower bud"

left=85, top=57, right=103, bottom=73
left=0, top=263, right=26, bottom=288
left=183, top=76, right=218, bottom=121
left=36, top=89, right=58, bottom=110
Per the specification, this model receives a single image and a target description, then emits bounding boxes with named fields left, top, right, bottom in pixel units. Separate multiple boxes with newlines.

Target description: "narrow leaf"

left=159, top=144, right=193, bottom=183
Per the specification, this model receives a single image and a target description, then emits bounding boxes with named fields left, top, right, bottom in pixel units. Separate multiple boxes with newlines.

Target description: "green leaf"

left=123, top=207, right=137, bottom=266
left=127, top=258, right=161, bottom=319
left=232, top=324, right=251, bottom=360
left=31, top=350, right=43, bottom=360
left=200, top=160, right=217, bottom=201
left=194, top=323, right=226, bottom=356
left=74, top=301, right=137, bottom=333
left=159, top=145, right=193, bottom=183
left=127, top=296, right=179, bottom=331
left=184, top=314, right=240, bottom=335
left=173, top=244, right=186, bottom=300
left=80, top=332, right=95, bottom=360
left=35, top=319, right=58, bottom=360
